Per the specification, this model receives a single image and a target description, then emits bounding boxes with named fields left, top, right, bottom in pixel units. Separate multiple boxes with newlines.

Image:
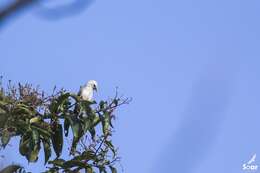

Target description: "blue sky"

left=1, top=0, right=260, bottom=172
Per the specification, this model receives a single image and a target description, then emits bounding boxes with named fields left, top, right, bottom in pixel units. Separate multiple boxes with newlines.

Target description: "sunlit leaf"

left=1, top=129, right=10, bottom=148
left=29, top=117, right=41, bottom=124
left=32, top=129, right=39, bottom=147
left=27, top=144, right=40, bottom=162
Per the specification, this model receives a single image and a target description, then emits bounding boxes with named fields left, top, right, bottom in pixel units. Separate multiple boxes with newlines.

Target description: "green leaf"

left=98, top=166, right=107, bottom=173
left=83, top=118, right=92, bottom=132
left=32, top=129, right=39, bottom=146
left=99, top=101, right=106, bottom=110
left=29, top=117, right=41, bottom=124
left=51, top=123, right=63, bottom=158
left=1, top=129, right=10, bottom=147
left=31, top=124, right=51, bottom=138
left=48, top=159, right=66, bottom=167
left=102, top=112, right=110, bottom=136
left=105, top=140, right=116, bottom=158
left=50, top=92, right=71, bottom=113
left=19, top=132, right=31, bottom=156
left=42, top=137, right=51, bottom=165
left=86, top=167, right=93, bottom=173
left=112, top=98, right=118, bottom=107
left=0, top=101, right=9, bottom=112
left=25, top=130, right=40, bottom=162
left=66, top=117, right=84, bottom=153
left=69, top=94, right=81, bottom=102
left=27, top=144, right=40, bottom=162
left=0, top=164, right=24, bottom=173
left=63, top=160, right=89, bottom=169
left=89, top=127, right=96, bottom=141
left=13, top=103, right=33, bottom=115
left=64, top=117, right=70, bottom=137
left=109, top=166, right=117, bottom=173
left=0, top=113, right=7, bottom=128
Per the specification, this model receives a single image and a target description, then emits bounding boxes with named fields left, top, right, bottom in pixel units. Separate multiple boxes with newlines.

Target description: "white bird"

left=78, top=80, right=98, bottom=101
left=248, top=154, right=257, bottom=164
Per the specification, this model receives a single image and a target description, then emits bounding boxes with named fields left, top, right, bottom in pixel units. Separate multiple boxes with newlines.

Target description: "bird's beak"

left=93, top=85, right=98, bottom=92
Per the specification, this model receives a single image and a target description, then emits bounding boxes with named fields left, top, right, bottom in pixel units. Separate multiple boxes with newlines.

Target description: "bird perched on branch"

left=78, top=80, right=98, bottom=101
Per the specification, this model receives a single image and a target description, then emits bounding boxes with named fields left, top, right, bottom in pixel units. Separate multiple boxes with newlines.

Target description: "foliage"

left=0, top=165, right=26, bottom=173
left=0, top=78, right=130, bottom=173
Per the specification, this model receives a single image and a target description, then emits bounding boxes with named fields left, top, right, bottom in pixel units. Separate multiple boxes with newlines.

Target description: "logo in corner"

left=243, top=154, right=258, bottom=171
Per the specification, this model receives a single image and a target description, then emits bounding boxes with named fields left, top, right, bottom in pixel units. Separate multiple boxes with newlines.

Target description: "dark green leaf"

left=99, top=101, right=106, bottom=110
left=98, top=166, right=107, bottom=173
left=0, top=101, right=9, bottom=112
left=42, top=138, right=51, bottom=164
left=63, top=160, right=89, bottom=169
left=86, top=167, right=93, bottom=173
left=83, top=118, right=92, bottom=132
left=64, top=118, right=70, bottom=137
left=24, top=130, right=41, bottom=162
left=19, top=132, right=31, bottom=156
left=89, top=127, right=96, bottom=141
left=112, top=99, right=118, bottom=107
left=51, top=123, right=63, bottom=158
left=48, top=159, right=66, bottom=167
left=0, top=164, right=24, bottom=173
left=31, top=124, right=51, bottom=138
left=102, top=112, right=110, bottom=136
left=105, top=140, right=116, bottom=158
left=109, top=166, right=117, bottom=173
left=55, top=93, right=70, bottom=112
left=13, top=103, right=34, bottom=116
left=0, top=113, right=7, bottom=128
left=67, top=117, right=84, bottom=153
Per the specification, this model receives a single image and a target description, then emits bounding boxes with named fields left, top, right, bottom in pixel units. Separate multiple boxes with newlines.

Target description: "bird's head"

left=87, top=80, right=98, bottom=92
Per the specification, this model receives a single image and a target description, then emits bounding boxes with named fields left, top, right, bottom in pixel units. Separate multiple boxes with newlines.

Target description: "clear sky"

left=0, top=0, right=260, bottom=173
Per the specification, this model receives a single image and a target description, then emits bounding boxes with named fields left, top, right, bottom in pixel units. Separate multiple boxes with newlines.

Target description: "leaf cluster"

left=0, top=79, right=130, bottom=173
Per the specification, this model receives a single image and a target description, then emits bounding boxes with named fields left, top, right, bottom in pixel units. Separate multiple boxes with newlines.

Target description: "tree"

left=0, top=79, right=130, bottom=173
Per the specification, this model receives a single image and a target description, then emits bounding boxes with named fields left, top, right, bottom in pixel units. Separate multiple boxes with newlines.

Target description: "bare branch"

left=0, top=0, right=93, bottom=27
left=0, top=0, right=38, bottom=22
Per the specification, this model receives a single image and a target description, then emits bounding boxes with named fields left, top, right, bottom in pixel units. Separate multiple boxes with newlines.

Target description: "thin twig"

left=0, top=0, right=37, bottom=22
